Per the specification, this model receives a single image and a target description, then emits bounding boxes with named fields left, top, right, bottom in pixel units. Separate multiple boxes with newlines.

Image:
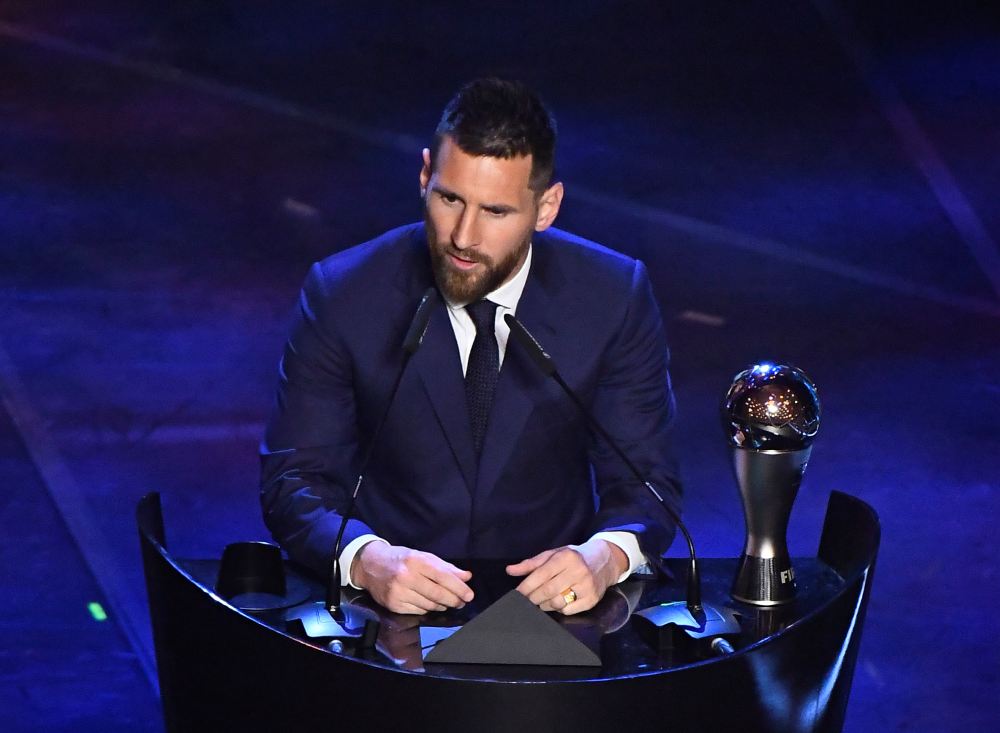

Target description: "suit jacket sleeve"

left=259, top=262, right=373, bottom=576
left=587, top=258, right=681, bottom=564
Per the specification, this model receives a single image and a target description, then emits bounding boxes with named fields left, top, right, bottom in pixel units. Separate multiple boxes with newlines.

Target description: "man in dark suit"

left=260, top=78, right=681, bottom=616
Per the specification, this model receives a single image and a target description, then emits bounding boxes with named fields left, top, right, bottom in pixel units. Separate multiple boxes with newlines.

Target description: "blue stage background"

left=1, top=2, right=998, bottom=730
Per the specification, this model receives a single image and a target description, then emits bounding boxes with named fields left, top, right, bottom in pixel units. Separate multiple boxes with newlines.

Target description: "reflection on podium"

left=138, top=491, right=878, bottom=733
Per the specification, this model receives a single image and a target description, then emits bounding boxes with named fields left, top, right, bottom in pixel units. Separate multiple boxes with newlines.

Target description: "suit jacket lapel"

left=412, top=302, right=478, bottom=493
left=395, top=227, right=478, bottom=494
left=475, top=240, right=564, bottom=502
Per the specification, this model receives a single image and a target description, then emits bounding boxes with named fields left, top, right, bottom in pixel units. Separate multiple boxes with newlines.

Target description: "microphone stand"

left=503, top=314, right=740, bottom=650
left=326, top=287, right=438, bottom=615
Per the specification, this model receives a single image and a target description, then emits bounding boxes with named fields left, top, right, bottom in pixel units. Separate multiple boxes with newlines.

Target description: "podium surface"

left=138, top=491, right=878, bottom=732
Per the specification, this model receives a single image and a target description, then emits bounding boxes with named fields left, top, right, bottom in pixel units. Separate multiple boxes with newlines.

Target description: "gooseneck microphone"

left=503, top=314, right=703, bottom=611
left=326, top=287, right=438, bottom=613
left=503, top=313, right=740, bottom=648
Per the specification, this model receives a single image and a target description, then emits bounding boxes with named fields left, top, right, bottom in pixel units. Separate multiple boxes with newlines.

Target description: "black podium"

left=138, top=491, right=878, bottom=733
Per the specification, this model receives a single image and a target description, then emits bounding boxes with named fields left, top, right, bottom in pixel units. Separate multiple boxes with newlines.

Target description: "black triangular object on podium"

left=423, top=589, right=601, bottom=666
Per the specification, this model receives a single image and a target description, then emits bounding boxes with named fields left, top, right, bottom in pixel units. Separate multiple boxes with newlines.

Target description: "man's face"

left=420, top=136, right=562, bottom=303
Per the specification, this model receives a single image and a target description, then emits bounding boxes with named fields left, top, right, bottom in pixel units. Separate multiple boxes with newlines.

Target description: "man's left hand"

left=506, top=539, right=628, bottom=615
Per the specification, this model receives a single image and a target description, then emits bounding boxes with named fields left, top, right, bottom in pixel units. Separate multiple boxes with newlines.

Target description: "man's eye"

left=440, top=193, right=459, bottom=204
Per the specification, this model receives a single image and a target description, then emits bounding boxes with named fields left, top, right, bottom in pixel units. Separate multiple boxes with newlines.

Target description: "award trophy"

left=723, top=363, right=821, bottom=605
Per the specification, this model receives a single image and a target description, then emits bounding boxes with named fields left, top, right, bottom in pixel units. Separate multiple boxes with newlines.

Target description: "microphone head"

left=402, top=287, right=438, bottom=354
left=722, top=362, right=820, bottom=450
left=503, top=313, right=557, bottom=376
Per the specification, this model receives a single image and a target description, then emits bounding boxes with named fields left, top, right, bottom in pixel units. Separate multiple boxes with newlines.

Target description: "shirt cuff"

left=340, top=534, right=389, bottom=589
left=591, top=531, right=647, bottom=584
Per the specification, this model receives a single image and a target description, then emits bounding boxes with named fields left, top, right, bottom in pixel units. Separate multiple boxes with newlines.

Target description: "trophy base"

left=731, top=554, right=797, bottom=606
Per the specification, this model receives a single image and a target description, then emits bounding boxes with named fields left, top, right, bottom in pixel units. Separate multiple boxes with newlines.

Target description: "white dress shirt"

left=342, top=245, right=647, bottom=587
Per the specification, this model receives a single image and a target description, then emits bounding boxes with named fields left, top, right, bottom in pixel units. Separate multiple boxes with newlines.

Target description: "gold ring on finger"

left=561, top=587, right=577, bottom=605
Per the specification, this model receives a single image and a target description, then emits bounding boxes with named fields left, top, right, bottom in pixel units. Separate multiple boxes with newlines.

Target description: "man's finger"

left=410, top=570, right=468, bottom=608
left=514, top=565, right=558, bottom=598
left=397, top=585, right=448, bottom=614
left=506, top=548, right=556, bottom=577
left=558, top=592, right=598, bottom=616
left=527, top=567, right=584, bottom=606
left=539, top=583, right=590, bottom=613
left=395, top=601, right=431, bottom=615
left=439, top=559, right=474, bottom=582
left=416, top=553, right=474, bottom=604
left=422, top=565, right=475, bottom=605
left=517, top=548, right=591, bottom=604
left=514, top=551, right=573, bottom=598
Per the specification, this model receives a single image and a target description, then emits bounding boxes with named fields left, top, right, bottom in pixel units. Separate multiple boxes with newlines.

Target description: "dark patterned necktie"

left=465, top=299, right=500, bottom=458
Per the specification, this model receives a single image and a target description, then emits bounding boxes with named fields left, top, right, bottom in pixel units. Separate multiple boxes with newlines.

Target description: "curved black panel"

left=137, top=491, right=879, bottom=732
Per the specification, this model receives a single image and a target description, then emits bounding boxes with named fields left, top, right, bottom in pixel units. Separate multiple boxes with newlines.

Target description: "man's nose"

left=451, top=208, right=479, bottom=250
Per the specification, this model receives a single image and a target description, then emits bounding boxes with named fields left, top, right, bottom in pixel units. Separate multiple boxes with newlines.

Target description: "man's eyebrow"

left=430, top=184, right=463, bottom=201
left=481, top=202, right=519, bottom=214
left=431, top=184, right=519, bottom=214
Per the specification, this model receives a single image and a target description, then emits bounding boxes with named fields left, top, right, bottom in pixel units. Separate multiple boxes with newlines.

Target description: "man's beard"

left=426, top=215, right=530, bottom=304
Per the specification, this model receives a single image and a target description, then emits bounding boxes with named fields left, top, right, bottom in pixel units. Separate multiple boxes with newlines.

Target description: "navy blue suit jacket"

left=260, top=223, right=681, bottom=577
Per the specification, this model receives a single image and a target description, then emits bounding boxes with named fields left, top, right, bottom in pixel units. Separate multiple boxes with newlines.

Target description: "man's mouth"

left=448, top=251, right=481, bottom=271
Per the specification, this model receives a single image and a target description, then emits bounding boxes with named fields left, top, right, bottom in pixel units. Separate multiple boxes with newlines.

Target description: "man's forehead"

left=432, top=140, right=535, bottom=198
left=434, top=138, right=533, bottom=169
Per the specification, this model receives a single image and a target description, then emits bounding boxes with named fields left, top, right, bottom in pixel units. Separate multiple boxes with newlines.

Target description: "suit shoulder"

left=306, top=223, right=425, bottom=299
left=314, top=223, right=422, bottom=279
left=537, top=227, right=642, bottom=284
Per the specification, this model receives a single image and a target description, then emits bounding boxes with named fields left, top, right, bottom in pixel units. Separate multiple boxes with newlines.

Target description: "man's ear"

left=534, top=181, right=564, bottom=232
left=419, top=147, right=432, bottom=195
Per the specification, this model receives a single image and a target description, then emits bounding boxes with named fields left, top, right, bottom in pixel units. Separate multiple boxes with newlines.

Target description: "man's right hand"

left=351, top=542, right=474, bottom=615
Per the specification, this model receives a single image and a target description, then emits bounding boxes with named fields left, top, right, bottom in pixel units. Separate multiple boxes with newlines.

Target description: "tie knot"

left=466, top=300, right=498, bottom=332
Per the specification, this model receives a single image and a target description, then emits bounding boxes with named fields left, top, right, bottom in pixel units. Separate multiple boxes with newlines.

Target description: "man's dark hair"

left=432, top=78, right=557, bottom=192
